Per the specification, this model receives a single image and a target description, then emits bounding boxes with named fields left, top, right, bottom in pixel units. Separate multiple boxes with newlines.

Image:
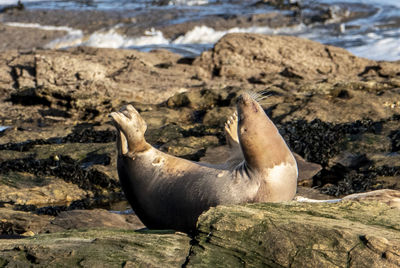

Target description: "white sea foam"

left=41, top=22, right=306, bottom=50
left=5, top=22, right=77, bottom=32
left=347, top=37, right=400, bottom=61
left=170, top=0, right=209, bottom=6
left=82, top=28, right=169, bottom=48
left=0, top=126, right=9, bottom=132
left=172, top=24, right=307, bottom=44
left=318, top=0, right=400, bottom=8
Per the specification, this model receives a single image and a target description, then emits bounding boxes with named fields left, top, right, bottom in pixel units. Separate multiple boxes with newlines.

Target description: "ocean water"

left=0, top=126, right=9, bottom=132
left=1, top=0, right=400, bottom=61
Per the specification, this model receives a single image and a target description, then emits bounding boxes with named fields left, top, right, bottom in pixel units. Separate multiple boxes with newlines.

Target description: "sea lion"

left=110, top=92, right=298, bottom=232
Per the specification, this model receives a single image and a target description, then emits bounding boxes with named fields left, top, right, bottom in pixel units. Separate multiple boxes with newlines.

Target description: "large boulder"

left=0, top=228, right=191, bottom=267
left=194, top=33, right=392, bottom=81
left=187, top=202, right=400, bottom=267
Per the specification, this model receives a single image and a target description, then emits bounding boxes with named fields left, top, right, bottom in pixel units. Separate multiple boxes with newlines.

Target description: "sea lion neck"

left=236, top=93, right=293, bottom=171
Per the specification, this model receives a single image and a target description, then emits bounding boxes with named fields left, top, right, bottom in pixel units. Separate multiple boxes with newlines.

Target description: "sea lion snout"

left=237, top=93, right=260, bottom=113
left=236, top=93, right=252, bottom=105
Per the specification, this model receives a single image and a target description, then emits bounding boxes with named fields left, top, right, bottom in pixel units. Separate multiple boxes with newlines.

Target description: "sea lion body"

left=117, top=148, right=258, bottom=231
left=111, top=93, right=298, bottom=232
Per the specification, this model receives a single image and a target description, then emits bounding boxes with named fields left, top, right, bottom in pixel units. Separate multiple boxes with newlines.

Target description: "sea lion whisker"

left=245, top=90, right=263, bottom=102
left=257, top=93, right=272, bottom=101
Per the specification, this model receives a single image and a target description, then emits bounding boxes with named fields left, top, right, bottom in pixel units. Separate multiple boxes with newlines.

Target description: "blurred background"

left=1, top=0, right=399, bottom=60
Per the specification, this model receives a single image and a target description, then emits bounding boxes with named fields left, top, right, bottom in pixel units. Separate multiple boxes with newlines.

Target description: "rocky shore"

left=0, top=32, right=399, bottom=266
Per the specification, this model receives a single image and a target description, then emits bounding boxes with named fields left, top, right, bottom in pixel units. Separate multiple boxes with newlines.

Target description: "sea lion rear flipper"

left=110, top=105, right=149, bottom=155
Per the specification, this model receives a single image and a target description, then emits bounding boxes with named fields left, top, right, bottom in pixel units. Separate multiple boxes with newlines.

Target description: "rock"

left=293, top=153, right=322, bottom=185
left=194, top=33, right=374, bottom=81
left=0, top=47, right=202, bottom=126
left=0, top=206, right=145, bottom=236
left=342, top=189, right=400, bottom=209
left=202, top=106, right=235, bottom=127
left=389, top=129, right=400, bottom=152
left=0, top=228, right=191, bottom=267
left=45, top=209, right=145, bottom=232
left=1, top=202, right=400, bottom=267
left=296, top=186, right=337, bottom=200
left=161, top=135, right=219, bottom=160
left=21, top=230, right=35, bottom=237
left=187, top=202, right=400, bottom=267
left=0, top=24, right=67, bottom=52
left=0, top=207, right=51, bottom=236
left=0, top=172, right=88, bottom=207
left=194, top=34, right=400, bottom=124
left=328, top=152, right=371, bottom=169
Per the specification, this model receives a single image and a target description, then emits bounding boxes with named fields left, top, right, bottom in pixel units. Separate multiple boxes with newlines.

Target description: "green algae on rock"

left=187, top=202, right=400, bottom=267
left=0, top=228, right=191, bottom=267
left=1, top=202, right=399, bottom=267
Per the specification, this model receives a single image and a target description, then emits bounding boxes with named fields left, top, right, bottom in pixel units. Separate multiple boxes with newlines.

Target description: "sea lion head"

left=236, top=92, right=293, bottom=171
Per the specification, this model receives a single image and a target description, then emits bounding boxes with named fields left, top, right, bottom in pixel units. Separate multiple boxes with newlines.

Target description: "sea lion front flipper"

left=224, top=112, right=239, bottom=147
left=223, top=111, right=245, bottom=169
